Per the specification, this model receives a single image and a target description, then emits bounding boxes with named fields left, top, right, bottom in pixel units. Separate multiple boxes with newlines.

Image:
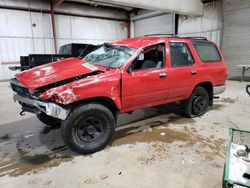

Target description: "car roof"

left=112, top=35, right=209, bottom=49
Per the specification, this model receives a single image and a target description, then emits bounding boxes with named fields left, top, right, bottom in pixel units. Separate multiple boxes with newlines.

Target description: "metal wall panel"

left=222, top=0, right=250, bottom=79
left=0, top=8, right=54, bottom=77
left=0, top=9, right=33, bottom=37
left=178, top=30, right=221, bottom=46
left=178, top=1, right=222, bottom=46
left=134, top=14, right=175, bottom=36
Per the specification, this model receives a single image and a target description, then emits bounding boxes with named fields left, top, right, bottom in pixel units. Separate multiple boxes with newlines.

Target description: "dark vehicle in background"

left=9, top=43, right=99, bottom=71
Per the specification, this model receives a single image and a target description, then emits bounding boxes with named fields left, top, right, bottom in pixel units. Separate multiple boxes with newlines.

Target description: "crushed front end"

left=10, top=78, right=69, bottom=120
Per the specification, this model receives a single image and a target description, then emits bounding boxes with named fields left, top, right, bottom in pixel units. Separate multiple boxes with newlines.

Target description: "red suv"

left=10, top=35, right=227, bottom=154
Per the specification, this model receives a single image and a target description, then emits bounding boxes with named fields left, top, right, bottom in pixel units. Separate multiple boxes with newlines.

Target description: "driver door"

left=121, top=43, right=170, bottom=111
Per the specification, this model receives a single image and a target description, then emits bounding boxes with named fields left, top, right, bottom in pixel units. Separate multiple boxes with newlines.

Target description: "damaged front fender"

left=40, top=86, right=78, bottom=105
left=39, top=71, right=122, bottom=109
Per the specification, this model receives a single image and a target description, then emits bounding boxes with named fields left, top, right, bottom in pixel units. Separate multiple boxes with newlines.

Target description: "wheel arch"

left=69, top=97, right=119, bottom=118
left=186, top=81, right=214, bottom=105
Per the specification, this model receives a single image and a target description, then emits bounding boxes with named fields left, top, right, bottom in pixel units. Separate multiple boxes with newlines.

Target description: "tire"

left=36, top=113, right=62, bottom=127
left=182, top=86, right=210, bottom=118
left=61, top=103, right=115, bottom=154
left=246, top=84, right=250, bottom=96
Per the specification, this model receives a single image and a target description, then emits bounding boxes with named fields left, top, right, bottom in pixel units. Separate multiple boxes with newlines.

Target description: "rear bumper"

left=13, top=94, right=69, bottom=120
left=213, top=84, right=226, bottom=95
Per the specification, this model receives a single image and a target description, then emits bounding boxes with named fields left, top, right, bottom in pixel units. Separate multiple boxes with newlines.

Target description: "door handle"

left=159, top=72, right=167, bottom=78
left=191, top=70, right=197, bottom=75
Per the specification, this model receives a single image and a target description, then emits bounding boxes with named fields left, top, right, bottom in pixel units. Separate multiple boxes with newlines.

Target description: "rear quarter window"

left=192, top=41, right=221, bottom=63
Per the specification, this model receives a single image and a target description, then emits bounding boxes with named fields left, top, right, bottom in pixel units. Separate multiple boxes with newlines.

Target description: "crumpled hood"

left=15, top=58, right=103, bottom=90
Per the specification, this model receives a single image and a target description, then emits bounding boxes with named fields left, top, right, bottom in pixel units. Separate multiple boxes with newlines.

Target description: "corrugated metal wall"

left=0, top=0, right=128, bottom=80
left=134, top=14, right=175, bottom=36
left=178, top=1, right=222, bottom=46
left=222, top=0, right=250, bottom=79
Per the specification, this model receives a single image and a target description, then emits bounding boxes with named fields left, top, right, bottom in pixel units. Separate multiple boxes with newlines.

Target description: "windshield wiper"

left=78, top=44, right=89, bottom=58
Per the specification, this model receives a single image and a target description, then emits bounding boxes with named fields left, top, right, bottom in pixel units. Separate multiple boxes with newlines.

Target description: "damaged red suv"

left=10, top=35, right=227, bottom=154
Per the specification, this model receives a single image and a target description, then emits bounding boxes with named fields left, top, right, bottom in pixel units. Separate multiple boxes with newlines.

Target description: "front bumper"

left=213, top=84, right=226, bottom=95
left=13, top=94, right=69, bottom=120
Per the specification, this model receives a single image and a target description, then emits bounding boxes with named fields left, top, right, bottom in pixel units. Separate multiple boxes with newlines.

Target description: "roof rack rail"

left=144, top=34, right=207, bottom=40
left=145, top=33, right=178, bottom=37
left=181, top=36, right=208, bottom=40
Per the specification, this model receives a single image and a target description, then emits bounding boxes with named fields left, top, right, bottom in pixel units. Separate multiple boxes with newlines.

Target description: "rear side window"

left=169, top=42, right=194, bottom=67
left=192, top=41, right=221, bottom=62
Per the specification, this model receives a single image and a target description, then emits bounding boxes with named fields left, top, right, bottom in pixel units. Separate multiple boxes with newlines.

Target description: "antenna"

left=77, top=44, right=90, bottom=58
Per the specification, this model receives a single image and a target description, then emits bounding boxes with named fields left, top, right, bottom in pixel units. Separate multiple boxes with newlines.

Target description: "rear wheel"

left=36, top=113, right=61, bottom=127
left=61, top=103, right=115, bottom=154
left=182, top=86, right=210, bottom=118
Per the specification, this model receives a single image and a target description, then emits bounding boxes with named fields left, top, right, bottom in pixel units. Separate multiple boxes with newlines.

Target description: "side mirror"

left=138, top=52, right=144, bottom=61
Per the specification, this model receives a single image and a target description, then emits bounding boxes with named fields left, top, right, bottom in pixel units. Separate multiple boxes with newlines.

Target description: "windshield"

left=83, top=43, right=136, bottom=68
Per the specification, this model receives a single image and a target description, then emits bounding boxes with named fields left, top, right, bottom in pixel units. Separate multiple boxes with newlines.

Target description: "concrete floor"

left=0, top=80, right=249, bottom=188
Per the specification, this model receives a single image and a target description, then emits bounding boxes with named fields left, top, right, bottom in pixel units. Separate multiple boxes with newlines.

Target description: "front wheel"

left=182, top=86, right=210, bottom=118
left=61, top=103, right=115, bottom=154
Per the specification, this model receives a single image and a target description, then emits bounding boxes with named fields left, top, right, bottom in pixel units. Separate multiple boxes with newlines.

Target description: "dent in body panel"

left=39, top=72, right=121, bottom=108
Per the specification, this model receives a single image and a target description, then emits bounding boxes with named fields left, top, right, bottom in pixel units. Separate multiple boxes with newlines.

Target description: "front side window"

left=130, top=43, right=165, bottom=71
left=83, top=43, right=136, bottom=68
left=192, top=41, right=221, bottom=62
left=170, top=42, right=194, bottom=67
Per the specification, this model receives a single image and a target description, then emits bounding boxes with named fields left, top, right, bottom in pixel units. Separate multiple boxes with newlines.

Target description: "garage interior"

left=0, top=0, right=250, bottom=187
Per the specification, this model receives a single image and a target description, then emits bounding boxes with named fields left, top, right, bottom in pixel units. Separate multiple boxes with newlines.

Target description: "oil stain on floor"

left=113, top=115, right=226, bottom=162
left=0, top=126, right=73, bottom=177
left=113, top=123, right=193, bottom=146
left=221, top=97, right=237, bottom=104
left=0, top=154, right=72, bottom=177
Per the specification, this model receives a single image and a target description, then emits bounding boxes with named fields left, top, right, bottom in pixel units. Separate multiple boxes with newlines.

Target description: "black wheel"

left=182, top=86, right=210, bottom=118
left=246, top=84, right=250, bottom=96
left=36, top=113, right=62, bottom=127
left=61, top=103, right=115, bottom=154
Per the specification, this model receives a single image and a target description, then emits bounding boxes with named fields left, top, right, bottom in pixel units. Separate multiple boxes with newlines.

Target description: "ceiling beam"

left=65, top=0, right=133, bottom=11
left=94, top=0, right=203, bottom=16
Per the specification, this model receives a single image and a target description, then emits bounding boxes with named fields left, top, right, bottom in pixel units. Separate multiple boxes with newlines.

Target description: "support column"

left=50, top=6, right=58, bottom=54
left=50, top=0, right=64, bottom=54
left=127, top=12, right=131, bottom=38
